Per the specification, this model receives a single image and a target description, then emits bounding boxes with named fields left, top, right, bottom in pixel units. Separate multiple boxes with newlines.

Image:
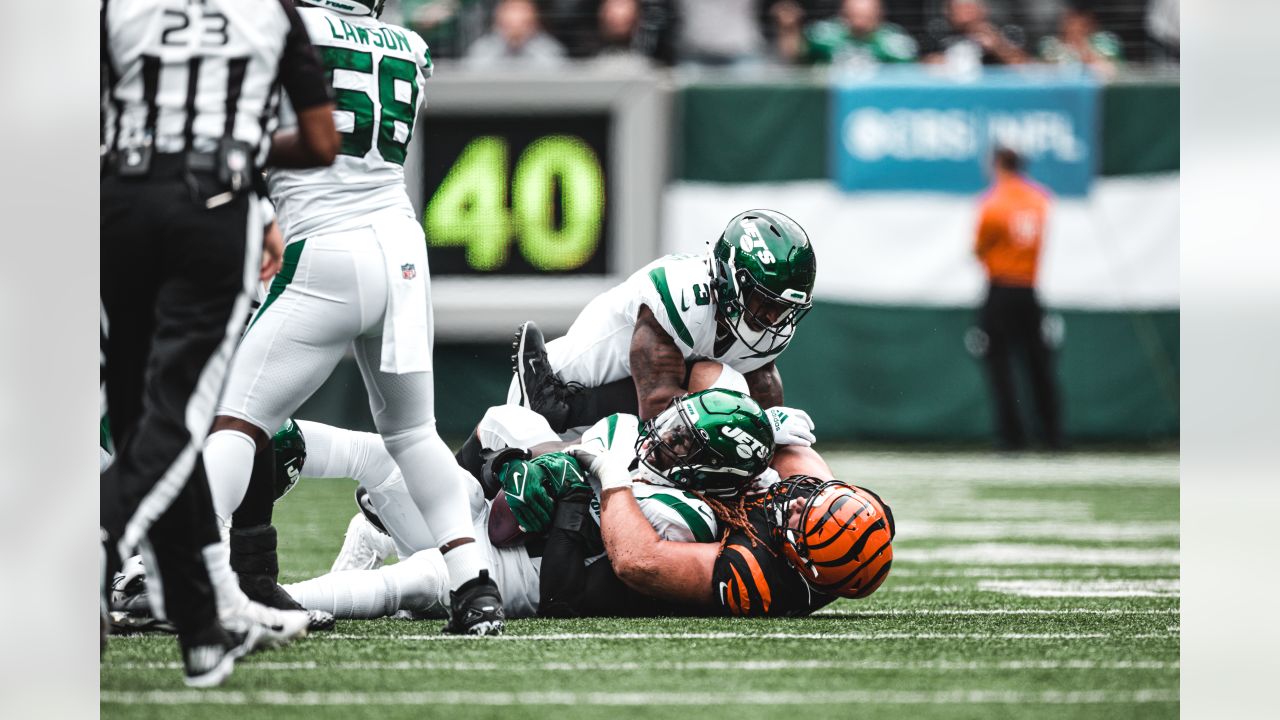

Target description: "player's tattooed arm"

left=630, top=304, right=689, bottom=420
left=598, top=486, right=719, bottom=606
left=744, top=362, right=784, bottom=408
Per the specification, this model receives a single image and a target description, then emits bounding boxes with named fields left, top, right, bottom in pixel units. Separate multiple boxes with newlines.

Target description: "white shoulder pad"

left=634, top=255, right=715, bottom=353
left=633, top=484, right=718, bottom=543
left=579, top=413, right=640, bottom=455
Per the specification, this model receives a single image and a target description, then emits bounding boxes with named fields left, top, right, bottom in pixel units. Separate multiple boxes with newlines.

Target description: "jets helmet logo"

left=720, top=424, right=768, bottom=459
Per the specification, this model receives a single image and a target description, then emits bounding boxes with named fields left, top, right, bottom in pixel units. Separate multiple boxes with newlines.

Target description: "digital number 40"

left=426, top=135, right=605, bottom=272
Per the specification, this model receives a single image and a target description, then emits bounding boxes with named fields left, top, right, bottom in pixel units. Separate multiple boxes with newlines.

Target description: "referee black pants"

left=979, top=284, right=1064, bottom=450
left=100, top=168, right=259, bottom=642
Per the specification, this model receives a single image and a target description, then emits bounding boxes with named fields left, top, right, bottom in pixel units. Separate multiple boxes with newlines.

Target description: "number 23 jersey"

left=268, top=7, right=431, bottom=243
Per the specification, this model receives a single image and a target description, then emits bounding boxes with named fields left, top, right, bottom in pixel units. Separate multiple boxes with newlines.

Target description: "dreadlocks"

left=696, top=491, right=774, bottom=553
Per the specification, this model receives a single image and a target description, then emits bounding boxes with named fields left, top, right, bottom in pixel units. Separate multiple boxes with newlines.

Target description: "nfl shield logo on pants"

left=401, top=263, right=417, bottom=280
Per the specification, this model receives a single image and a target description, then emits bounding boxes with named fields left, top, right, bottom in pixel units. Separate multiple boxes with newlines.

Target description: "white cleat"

left=222, top=592, right=309, bottom=649
left=331, top=512, right=397, bottom=573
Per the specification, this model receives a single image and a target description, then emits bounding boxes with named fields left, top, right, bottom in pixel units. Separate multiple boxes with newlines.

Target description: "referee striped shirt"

left=101, top=0, right=331, bottom=167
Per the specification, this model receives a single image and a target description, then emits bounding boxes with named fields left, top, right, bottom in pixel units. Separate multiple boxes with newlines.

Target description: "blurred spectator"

left=973, top=148, right=1064, bottom=451
left=674, top=0, right=767, bottom=67
left=464, top=0, right=569, bottom=69
left=1145, top=0, right=1178, bottom=62
left=390, top=0, right=488, bottom=59
left=924, top=0, right=1029, bottom=67
left=774, top=0, right=918, bottom=66
left=588, top=0, right=652, bottom=67
left=1038, top=4, right=1121, bottom=78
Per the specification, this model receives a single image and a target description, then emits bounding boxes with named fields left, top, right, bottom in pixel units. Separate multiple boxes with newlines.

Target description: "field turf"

left=101, top=450, right=1179, bottom=719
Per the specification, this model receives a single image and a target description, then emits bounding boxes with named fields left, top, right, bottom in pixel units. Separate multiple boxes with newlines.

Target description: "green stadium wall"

left=295, top=78, right=1178, bottom=444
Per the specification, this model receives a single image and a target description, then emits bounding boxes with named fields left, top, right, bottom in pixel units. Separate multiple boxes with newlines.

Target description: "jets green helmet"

left=636, top=389, right=775, bottom=497
left=298, top=0, right=386, bottom=17
left=272, top=418, right=307, bottom=502
left=711, top=210, right=817, bottom=355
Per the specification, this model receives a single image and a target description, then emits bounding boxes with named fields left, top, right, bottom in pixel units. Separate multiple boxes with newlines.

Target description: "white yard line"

left=112, top=659, right=1180, bottom=672
left=100, top=689, right=1179, bottom=706
left=889, top=567, right=1181, bottom=578
left=896, top=520, right=1179, bottom=542
left=811, top=608, right=1179, bottom=616
left=309, top=631, right=1172, bottom=641
left=904, top=544, right=1180, bottom=566
left=976, top=579, right=1180, bottom=598
left=826, top=452, right=1178, bottom=486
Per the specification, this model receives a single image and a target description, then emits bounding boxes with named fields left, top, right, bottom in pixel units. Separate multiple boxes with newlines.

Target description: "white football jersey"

left=545, top=254, right=787, bottom=390
left=267, top=7, right=432, bottom=242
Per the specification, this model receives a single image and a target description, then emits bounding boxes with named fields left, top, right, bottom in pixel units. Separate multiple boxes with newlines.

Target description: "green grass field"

left=101, top=450, right=1179, bottom=719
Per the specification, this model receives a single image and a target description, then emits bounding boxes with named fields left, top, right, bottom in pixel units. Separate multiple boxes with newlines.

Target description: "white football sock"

left=201, top=537, right=250, bottom=621
left=203, top=429, right=256, bottom=525
left=441, top=540, right=488, bottom=592
left=284, top=550, right=448, bottom=619
left=380, top=424, right=492, bottom=591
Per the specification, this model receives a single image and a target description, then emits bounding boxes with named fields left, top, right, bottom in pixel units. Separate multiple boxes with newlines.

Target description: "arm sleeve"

left=538, top=491, right=605, bottom=617
left=276, top=1, right=332, bottom=112
left=712, top=539, right=781, bottom=617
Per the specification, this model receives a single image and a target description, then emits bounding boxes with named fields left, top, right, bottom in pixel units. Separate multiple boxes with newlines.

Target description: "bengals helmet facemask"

left=763, top=475, right=895, bottom=599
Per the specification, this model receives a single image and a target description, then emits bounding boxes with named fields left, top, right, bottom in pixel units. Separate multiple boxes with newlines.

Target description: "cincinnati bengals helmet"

left=763, top=475, right=895, bottom=599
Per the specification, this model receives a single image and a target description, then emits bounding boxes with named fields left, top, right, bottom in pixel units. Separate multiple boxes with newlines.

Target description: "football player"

left=499, top=209, right=817, bottom=436
left=198, top=0, right=506, bottom=634
left=570, top=439, right=896, bottom=617
left=277, top=376, right=846, bottom=620
left=275, top=387, right=784, bottom=620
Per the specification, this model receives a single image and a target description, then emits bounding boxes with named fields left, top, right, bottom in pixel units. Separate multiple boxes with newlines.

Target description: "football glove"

left=564, top=443, right=633, bottom=492
left=498, top=453, right=589, bottom=534
left=766, top=406, right=816, bottom=447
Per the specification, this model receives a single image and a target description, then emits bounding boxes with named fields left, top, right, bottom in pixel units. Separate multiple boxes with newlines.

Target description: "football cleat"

left=182, top=621, right=265, bottom=689
left=442, top=570, right=505, bottom=636
left=512, top=321, right=574, bottom=431
left=307, top=609, right=337, bottom=632
left=225, top=594, right=309, bottom=649
left=331, top=510, right=397, bottom=573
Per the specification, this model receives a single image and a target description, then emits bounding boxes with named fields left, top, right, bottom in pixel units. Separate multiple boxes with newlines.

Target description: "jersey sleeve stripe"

left=727, top=563, right=749, bottom=615
left=728, top=545, right=772, bottom=615
left=647, top=494, right=714, bottom=543
left=646, top=267, right=695, bottom=347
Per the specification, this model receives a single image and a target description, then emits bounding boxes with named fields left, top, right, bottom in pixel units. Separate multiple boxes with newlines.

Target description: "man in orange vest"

left=973, top=147, right=1064, bottom=450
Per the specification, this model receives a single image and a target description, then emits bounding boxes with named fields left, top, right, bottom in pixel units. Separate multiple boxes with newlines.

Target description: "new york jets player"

left=201, top=0, right=506, bottom=635
left=504, top=209, right=817, bottom=434
left=275, top=388, right=776, bottom=619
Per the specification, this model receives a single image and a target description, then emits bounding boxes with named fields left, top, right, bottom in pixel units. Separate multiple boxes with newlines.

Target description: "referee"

left=101, top=0, right=337, bottom=686
left=974, top=147, right=1064, bottom=451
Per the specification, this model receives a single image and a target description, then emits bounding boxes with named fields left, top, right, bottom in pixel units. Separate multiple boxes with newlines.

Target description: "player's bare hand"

left=261, top=220, right=284, bottom=282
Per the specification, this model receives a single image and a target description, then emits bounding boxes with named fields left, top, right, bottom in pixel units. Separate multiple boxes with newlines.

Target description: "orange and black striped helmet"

left=763, top=476, right=895, bottom=599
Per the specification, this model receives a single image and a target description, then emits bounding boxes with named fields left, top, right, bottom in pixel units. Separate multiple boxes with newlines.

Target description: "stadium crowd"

left=382, top=0, right=1178, bottom=72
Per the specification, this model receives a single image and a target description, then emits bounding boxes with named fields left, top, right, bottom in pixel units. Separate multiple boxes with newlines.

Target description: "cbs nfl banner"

left=830, top=68, right=1099, bottom=197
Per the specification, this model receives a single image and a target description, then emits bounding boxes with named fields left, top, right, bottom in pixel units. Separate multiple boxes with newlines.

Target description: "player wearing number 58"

left=200, top=0, right=507, bottom=639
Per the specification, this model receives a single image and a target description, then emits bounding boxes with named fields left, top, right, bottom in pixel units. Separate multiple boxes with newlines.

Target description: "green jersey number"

left=319, top=48, right=420, bottom=165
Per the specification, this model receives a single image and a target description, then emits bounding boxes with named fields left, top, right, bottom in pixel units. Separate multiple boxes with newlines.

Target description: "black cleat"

left=306, top=609, right=336, bottom=632
left=442, top=570, right=505, bottom=636
left=512, top=321, right=573, bottom=431
left=181, top=623, right=263, bottom=689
